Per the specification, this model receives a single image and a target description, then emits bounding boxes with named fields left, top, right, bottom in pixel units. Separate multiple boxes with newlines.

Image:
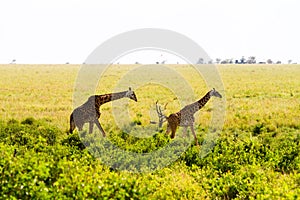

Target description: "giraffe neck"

left=92, top=91, right=128, bottom=108
left=179, top=91, right=212, bottom=115
left=196, top=91, right=211, bottom=110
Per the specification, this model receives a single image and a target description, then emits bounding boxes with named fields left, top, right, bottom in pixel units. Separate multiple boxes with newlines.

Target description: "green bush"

left=0, top=118, right=300, bottom=199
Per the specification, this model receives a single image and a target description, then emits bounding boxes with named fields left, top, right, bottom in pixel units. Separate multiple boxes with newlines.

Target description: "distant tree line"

left=6, top=58, right=297, bottom=65
left=196, top=57, right=297, bottom=65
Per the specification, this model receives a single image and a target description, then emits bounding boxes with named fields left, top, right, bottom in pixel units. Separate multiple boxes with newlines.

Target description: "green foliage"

left=0, top=117, right=60, bottom=148
left=61, top=132, right=86, bottom=150
left=21, top=117, right=36, bottom=125
left=0, top=117, right=300, bottom=199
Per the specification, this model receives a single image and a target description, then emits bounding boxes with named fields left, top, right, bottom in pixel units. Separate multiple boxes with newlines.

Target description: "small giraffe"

left=69, top=87, right=137, bottom=136
left=165, top=88, right=222, bottom=145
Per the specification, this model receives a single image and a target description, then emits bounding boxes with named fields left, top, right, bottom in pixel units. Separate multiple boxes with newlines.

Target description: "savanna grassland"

left=0, top=64, right=300, bottom=199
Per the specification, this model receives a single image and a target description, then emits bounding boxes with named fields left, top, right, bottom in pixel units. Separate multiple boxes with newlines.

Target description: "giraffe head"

left=210, top=88, right=222, bottom=98
left=125, top=87, right=138, bottom=102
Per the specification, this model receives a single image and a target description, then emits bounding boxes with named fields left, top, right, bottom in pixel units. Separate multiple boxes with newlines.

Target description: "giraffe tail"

left=69, top=113, right=75, bottom=134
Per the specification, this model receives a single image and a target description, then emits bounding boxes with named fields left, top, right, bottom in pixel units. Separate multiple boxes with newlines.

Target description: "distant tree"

left=208, top=60, right=213, bottom=64
left=221, top=59, right=234, bottom=64
left=197, top=58, right=204, bottom=64
left=276, top=61, right=282, bottom=64
left=220, top=59, right=230, bottom=64
left=266, top=59, right=273, bottom=64
left=215, top=58, right=221, bottom=64
left=10, top=59, right=16, bottom=64
left=135, top=61, right=140, bottom=64
left=240, top=56, right=246, bottom=64
left=247, top=56, right=256, bottom=64
left=288, top=60, right=292, bottom=64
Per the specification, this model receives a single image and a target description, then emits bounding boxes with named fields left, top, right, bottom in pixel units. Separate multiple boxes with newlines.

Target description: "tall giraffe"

left=165, top=88, right=222, bottom=145
left=69, top=87, right=137, bottom=136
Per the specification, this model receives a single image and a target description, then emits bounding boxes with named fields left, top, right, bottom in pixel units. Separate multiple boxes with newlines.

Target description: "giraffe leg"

left=77, top=121, right=84, bottom=132
left=89, top=122, right=94, bottom=133
left=182, top=126, right=188, bottom=137
left=78, top=125, right=83, bottom=131
left=166, top=123, right=171, bottom=135
left=69, top=113, right=76, bottom=134
left=190, top=124, right=199, bottom=146
left=170, top=124, right=178, bottom=139
left=94, top=120, right=106, bottom=137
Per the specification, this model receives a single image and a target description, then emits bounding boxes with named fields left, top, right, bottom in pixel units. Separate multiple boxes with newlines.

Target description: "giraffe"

left=164, top=88, right=222, bottom=145
left=69, top=87, right=137, bottom=136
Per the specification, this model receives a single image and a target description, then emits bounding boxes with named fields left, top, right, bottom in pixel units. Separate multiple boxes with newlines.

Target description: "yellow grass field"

left=0, top=64, right=299, bottom=132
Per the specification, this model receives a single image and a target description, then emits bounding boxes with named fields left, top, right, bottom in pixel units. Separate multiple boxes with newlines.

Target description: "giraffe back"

left=72, top=99, right=100, bottom=128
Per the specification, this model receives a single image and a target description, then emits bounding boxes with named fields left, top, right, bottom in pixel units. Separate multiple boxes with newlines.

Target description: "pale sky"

left=0, top=0, right=299, bottom=64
